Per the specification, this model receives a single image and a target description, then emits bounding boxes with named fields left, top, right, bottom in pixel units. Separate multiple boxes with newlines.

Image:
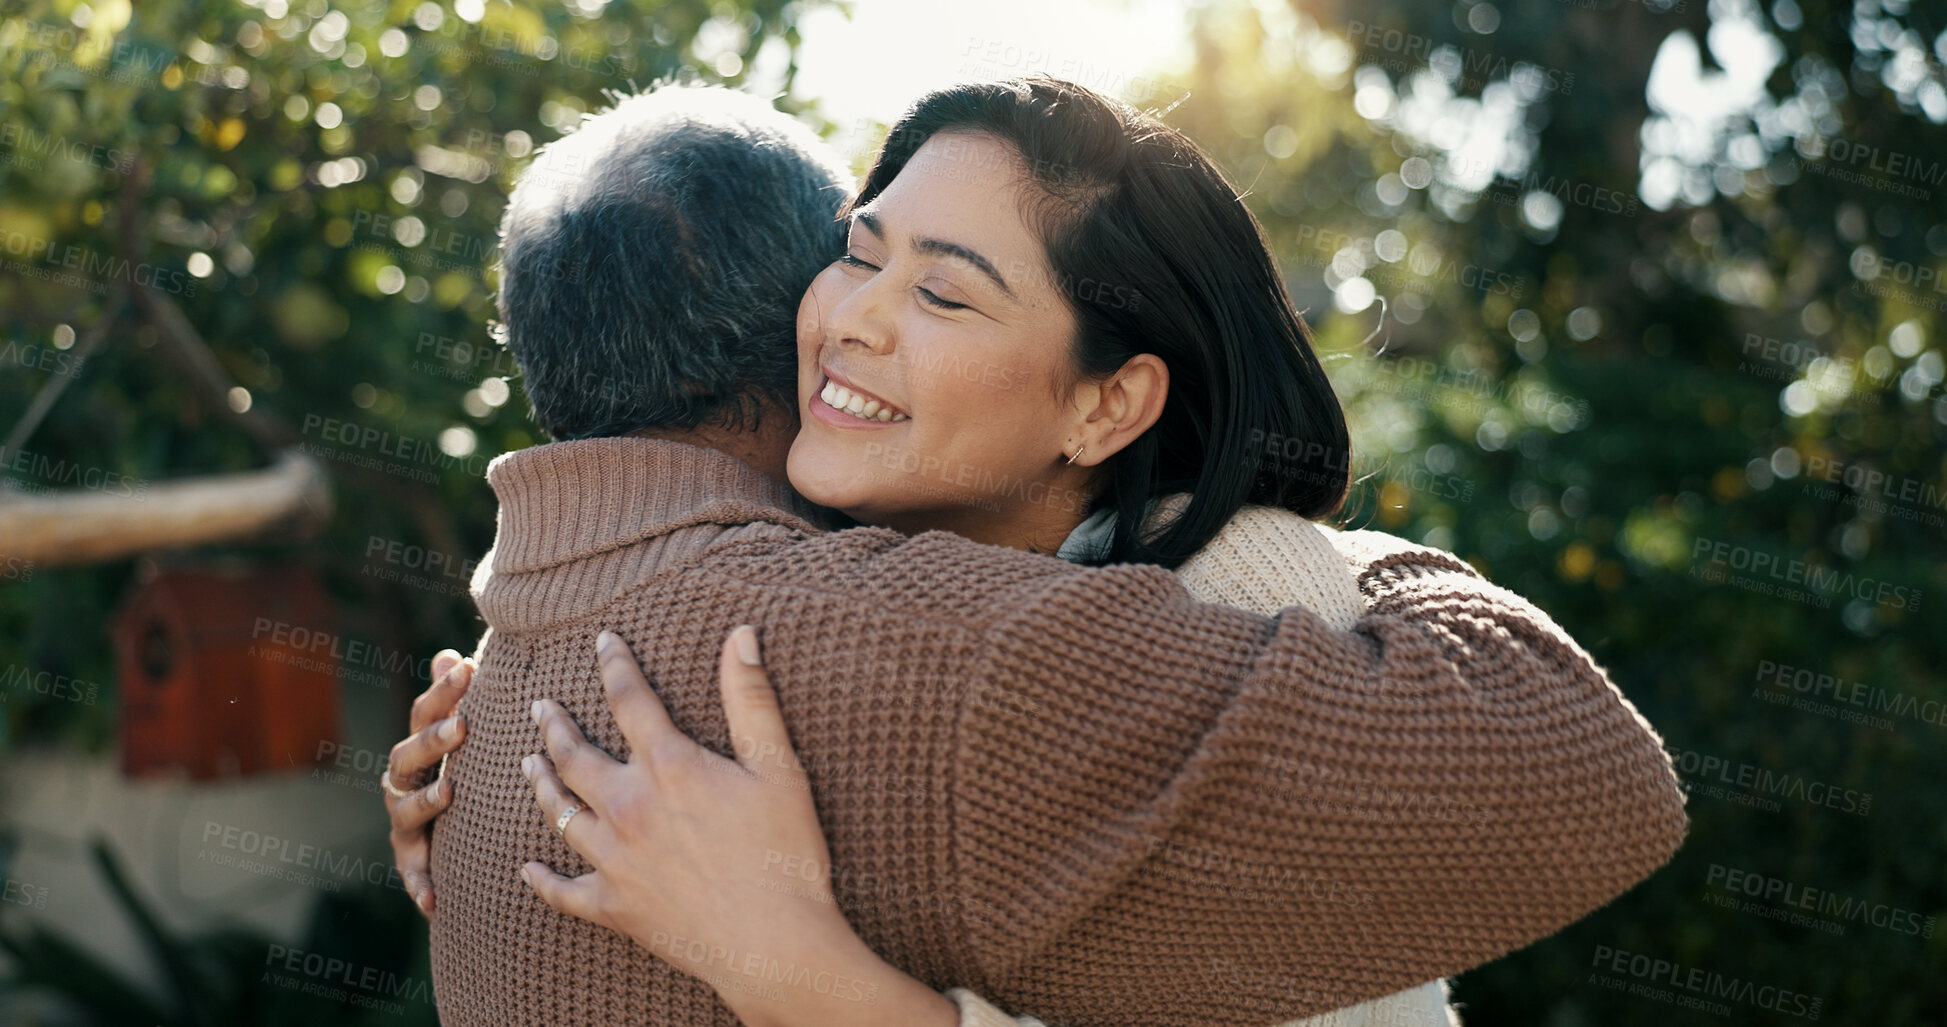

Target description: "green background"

left=1, top=0, right=1941, bottom=1022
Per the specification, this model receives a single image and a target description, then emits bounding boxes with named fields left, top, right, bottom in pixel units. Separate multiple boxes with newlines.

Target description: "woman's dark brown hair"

left=853, top=75, right=1350, bottom=569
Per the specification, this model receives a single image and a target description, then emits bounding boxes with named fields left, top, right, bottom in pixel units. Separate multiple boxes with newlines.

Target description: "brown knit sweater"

left=428, top=437, right=1687, bottom=1027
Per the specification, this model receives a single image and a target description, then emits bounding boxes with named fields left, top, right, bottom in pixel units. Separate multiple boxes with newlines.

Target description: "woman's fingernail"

left=595, top=630, right=617, bottom=654
left=530, top=700, right=543, bottom=721
left=732, top=625, right=762, bottom=667
left=521, top=754, right=535, bottom=776
left=520, top=865, right=532, bottom=887
left=440, top=716, right=461, bottom=742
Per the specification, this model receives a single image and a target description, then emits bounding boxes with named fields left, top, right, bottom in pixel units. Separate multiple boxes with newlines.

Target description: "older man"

left=384, top=84, right=1686, bottom=1027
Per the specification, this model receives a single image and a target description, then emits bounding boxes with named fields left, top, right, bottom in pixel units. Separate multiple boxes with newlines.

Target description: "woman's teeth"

left=821, top=379, right=907, bottom=422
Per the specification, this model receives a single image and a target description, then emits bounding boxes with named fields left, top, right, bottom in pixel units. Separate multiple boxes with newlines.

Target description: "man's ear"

left=1073, top=353, right=1169, bottom=466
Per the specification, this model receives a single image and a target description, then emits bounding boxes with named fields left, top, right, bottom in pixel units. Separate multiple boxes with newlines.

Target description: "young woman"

left=389, top=77, right=1455, bottom=1026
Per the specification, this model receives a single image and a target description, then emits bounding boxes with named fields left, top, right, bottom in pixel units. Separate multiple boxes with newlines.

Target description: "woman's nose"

left=825, top=274, right=897, bottom=356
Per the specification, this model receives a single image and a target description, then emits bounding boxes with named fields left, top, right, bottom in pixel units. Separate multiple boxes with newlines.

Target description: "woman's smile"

left=785, top=131, right=1099, bottom=549
left=809, top=364, right=911, bottom=427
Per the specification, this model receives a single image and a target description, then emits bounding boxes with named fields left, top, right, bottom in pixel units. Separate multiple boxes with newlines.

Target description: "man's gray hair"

left=496, top=85, right=853, bottom=439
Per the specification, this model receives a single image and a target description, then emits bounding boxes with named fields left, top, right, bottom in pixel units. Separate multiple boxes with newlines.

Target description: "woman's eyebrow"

left=852, top=209, right=1015, bottom=297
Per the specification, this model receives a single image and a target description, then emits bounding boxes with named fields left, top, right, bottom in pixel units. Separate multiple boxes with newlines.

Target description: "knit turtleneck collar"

left=472, top=437, right=827, bottom=632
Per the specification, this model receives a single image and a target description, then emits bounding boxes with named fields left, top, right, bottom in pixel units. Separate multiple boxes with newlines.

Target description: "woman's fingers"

left=387, top=774, right=452, bottom=833
left=384, top=648, right=472, bottom=921
left=531, top=699, right=618, bottom=804
left=387, top=712, right=468, bottom=791
left=390, top=652, right=471, bottom=792
left=594, top=632, right=681, bottom=757
left=717, top=626, right=806, bottom=785
left=387, top=776, right=450, bottom=918
left=410, top=652, right=473, bottom=734
left=520, top=862, right=606, bottom=929
left=521, top=751, right=601, bottom=854
left=395, top=841, right=436, bottom=918
left=399, top=864, right=436, bottom=918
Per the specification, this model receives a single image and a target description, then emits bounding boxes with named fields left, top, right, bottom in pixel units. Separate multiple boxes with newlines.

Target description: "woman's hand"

left=384, top=648, right=473, bottom=917
left=520, top=627, right=958, bottom=1027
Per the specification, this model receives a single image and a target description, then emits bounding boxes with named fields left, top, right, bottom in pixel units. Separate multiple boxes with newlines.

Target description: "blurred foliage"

left=1165, top=0, right=1945, bottom=1021
left=1, top=0, right=804, bottom=1018
left=3, top=0, right=1944, bottom=1022
left=0, top=0, right=808, bottom=749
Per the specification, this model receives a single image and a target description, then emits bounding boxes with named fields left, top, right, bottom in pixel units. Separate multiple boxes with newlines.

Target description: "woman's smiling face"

left=786, top=131, right=1098, bottom=549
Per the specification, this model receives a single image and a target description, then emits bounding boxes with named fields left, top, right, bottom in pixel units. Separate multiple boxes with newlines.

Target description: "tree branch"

left=0, top=448, right=332, bottom=567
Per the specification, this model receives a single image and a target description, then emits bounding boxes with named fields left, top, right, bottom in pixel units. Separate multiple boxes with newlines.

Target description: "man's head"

left=496, top=85, right=853, bottom=441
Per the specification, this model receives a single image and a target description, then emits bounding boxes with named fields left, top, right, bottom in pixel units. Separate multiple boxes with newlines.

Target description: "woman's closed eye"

left=841, top=252, right=971, bottom=312
left=916, top=286, right=967, bottom=311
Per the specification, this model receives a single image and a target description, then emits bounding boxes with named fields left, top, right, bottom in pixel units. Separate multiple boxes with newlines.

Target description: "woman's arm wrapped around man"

left=944, top=530, right=1687, bottom=1024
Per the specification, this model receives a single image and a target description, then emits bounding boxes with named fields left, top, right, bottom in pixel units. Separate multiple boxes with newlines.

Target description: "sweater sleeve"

left=946, top=530, right=1687, bottom=1024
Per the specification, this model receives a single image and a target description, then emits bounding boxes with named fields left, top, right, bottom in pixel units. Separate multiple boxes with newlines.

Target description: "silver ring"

left=381, top=770, right=416, bottom=800
left=554, top=804, right=583, bottom=839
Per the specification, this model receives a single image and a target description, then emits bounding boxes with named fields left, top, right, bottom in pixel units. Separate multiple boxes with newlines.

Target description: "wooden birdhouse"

left=114, top=564, right=341, bottom=779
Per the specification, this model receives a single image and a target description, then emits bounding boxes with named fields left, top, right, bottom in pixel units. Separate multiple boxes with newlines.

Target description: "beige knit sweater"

left=951, top=505, right=1455, bottom=1027
left=429, top=438, right=1687, bottom=1027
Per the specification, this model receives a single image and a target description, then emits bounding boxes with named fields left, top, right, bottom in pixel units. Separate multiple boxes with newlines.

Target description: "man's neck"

left=628, top=404, right=798, bottom=485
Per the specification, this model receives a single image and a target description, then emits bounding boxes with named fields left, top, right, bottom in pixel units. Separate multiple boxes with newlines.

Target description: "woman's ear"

left=1074, top=353, right=1169, bottom=465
